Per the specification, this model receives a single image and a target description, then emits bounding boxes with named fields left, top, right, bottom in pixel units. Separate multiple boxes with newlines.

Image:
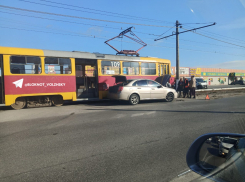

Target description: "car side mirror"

left=186, top=133, right=245, bottom=182
left=157, top=85, right=163, bottom=88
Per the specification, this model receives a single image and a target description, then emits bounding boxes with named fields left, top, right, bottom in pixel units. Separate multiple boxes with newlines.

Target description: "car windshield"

left=1, top=1, right=245, bottom=182
left=196, top=78, right=205, bottom=82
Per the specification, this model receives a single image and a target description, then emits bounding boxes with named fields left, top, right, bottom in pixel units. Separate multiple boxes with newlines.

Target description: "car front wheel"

left=166, top=92, right=174, bottom=102
left=129, top=94, right=139, bottom=105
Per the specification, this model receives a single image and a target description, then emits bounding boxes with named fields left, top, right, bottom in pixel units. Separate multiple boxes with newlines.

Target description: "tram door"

left=158, top=64, right=167, bottom=76
left=0, top=55, right=4, bottom=104
left=75, top=59, right=98, bottom=99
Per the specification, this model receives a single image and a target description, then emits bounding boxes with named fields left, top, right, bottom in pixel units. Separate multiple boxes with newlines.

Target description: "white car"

left=108, top=77, right=178, bottom=105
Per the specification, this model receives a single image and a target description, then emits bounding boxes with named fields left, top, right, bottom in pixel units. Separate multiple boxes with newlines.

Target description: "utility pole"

left=154, top=21, right=216, bottom=91
left=176, top=20, right=180, bottom=90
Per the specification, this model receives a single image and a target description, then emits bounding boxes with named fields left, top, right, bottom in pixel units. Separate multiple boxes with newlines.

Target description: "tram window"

left=45, top=57, right=71, bottom=74
left=101, top=61, right=120, bottom=75
left=141, top=63, right=156, bottom=75
left=10, top=56, right=41, bottom=74
left=123, top=62, right=139, bottom=75
left=166, top=65, right=169, bottom=74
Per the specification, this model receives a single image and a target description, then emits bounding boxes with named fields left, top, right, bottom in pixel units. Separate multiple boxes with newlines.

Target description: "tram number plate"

left=111, top=62, right=120, bottom=67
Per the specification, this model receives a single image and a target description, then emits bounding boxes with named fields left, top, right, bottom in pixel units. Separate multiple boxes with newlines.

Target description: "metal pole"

left=175, top=20, right=179, bottom=91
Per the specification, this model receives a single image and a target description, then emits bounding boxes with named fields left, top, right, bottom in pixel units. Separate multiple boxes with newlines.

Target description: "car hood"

left=112, top=75, right=127, bottom=83
left=155, top=75, right=171, bottom=86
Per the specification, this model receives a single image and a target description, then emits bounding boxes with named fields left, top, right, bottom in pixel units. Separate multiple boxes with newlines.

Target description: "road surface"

left=1, top=96, right=245, bottom=182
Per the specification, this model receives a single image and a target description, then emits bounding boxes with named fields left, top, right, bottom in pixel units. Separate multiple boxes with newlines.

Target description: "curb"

left=196, top=87, right=245, bottom=92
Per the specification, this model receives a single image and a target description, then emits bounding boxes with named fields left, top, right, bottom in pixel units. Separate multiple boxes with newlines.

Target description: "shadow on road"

left=0, top=106, right=12, bottom=111
left=84, top=108, right=245, bottom=114
left=63, top=99, right=168, bottom=107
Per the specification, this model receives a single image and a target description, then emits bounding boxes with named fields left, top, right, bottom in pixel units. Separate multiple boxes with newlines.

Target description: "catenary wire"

left=0, top=5, right=177, bottom=28
left=1, top=25, right=244, bottom=57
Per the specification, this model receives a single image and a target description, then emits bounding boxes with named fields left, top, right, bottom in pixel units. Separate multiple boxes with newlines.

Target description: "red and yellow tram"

left=0, top=46, right=171, bottom=109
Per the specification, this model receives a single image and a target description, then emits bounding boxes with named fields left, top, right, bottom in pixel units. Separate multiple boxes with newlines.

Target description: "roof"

left=0, top=46, right=170, bottom=63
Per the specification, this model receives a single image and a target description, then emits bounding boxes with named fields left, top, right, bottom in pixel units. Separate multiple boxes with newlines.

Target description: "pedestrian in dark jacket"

left=177, top=78, right=184, bottom=97
left=183, top=77, right=189, bottom=98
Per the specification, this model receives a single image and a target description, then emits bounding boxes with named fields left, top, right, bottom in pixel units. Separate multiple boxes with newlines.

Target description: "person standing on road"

left=183, top=77, right=189, bottom=98
left=177, top=78, right=184, bottom=97
left=189, top=76, right=196, bottom=98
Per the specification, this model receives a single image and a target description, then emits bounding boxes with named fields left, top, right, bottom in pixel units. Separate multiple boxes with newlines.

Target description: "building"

left=171, top=67, right=245, bottom=85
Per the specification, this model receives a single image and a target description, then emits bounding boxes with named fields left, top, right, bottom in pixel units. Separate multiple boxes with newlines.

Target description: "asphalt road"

left=1, top=96, right=245, bottom=182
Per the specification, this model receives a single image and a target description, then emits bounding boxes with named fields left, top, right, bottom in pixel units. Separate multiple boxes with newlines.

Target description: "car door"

left=133, top=80, right=151, bottom=99
left=147, top=80, right=168, bottom=99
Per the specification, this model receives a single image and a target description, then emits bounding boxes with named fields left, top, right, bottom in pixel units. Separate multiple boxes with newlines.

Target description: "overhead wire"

left=1, top=25, right=244, bottom=57
left=1, top=9, right=243, bottom=50
left=180, top=27, right=245, bottom=49
left=19, top=0, right=174, bottom=24
left=3, top=16, right=243, bottom=51
left=183, top=24, right=245, bottom=44
left=167, top=37, right=245, bottom=50
left=181, top=22, right=214, bottom=25
left=19, top=0, right=173, bottom=24
left=155, top=26, right=175, bottom=39
left=0, top=4, right=244, bottom=55
left=0, top=5, right=176, bottom=28
left=0, top=9, right=164, bottom=37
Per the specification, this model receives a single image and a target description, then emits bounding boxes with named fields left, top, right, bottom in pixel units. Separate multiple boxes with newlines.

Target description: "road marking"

left=177, top=169, right=191, bottom=177
left=146, top=111, right=156, bottom=115
left=131, top=111, right=156, bottom=117
left=113, top=114, right=126, bottom=119
left=131, top=113, right=145, bottom=117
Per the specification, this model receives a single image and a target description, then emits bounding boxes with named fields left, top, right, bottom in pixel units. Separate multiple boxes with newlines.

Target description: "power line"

left=1, top=9, right=244, bottom=52
left=156, top=26, right=175, bottom=39
left=3, top=16, right=243, bottom=52
left=159, top=39, right=245, bottom=50
left=0, top=5, right=176, bottom=28
left=181, top=22, right=214, bottom=25
left=0, top=25, right=100, bottom=39
left=0, top=10, right=121, bottom=30
left=1, top=25, right=244, bottom=57
left=167, top=37, right=245, bottom=50
left=21, top=0, right=174, bottom=24
left=0, top=18, right=103, bottom=37
left=0, top=10, right=163, bottom=37
left=19, top=0, right=172, bottom=24
left=181, top=27, right=245, bottom=49
left=1, top=9, right=243, bottom=51
left=184, top=25, right=245, bottom=44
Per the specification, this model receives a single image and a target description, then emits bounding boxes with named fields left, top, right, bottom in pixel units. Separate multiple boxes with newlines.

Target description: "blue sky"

left=0, top=0, right=245, bottom=69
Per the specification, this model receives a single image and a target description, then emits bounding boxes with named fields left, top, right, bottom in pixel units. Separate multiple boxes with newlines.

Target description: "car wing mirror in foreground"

left=186, top=133, right=245, bottom=182
left=157, top=85, right=163, bottom=88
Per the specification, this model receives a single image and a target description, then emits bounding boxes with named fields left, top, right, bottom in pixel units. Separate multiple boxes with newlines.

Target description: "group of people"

left=177, top=76, right=196, bottom=98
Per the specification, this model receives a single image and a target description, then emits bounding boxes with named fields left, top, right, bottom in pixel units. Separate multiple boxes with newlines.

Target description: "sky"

left=0, top=0, right=245, bottom=69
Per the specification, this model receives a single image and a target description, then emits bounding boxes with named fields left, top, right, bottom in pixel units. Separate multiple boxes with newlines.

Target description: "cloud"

left=190, top=9, right=194, bottom=13
left=202, top=60, right=245, bottom=69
